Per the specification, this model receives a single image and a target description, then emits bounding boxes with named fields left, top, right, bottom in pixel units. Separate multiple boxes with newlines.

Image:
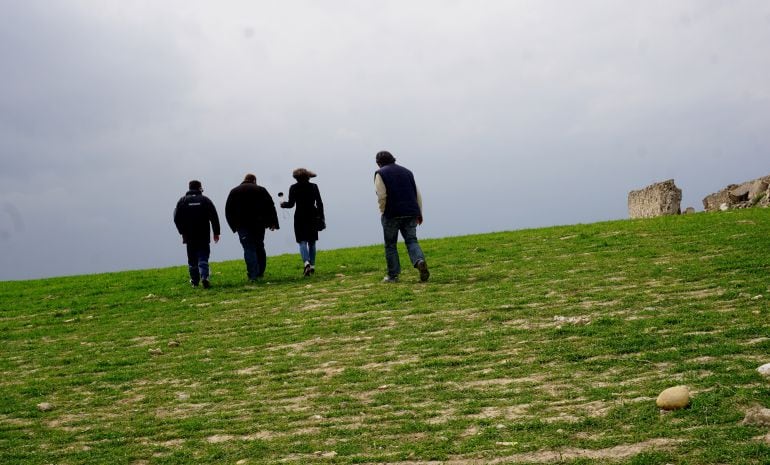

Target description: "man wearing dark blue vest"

left=374, top=151, right=429, bottom=283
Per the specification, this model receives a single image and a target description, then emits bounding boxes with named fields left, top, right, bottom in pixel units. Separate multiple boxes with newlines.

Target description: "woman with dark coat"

left=280, top=168, right=325, bottom=276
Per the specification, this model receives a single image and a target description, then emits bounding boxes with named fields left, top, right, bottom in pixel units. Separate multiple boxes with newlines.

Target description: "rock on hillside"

left=703, top=175, right=770, bottom=212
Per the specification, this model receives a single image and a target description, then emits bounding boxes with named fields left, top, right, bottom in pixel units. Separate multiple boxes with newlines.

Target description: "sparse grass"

left=1, top=208, right=770, bottom=464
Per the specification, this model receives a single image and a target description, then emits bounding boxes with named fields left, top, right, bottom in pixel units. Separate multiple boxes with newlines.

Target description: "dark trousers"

left=186, top=242, right=211, bottom=284
left=238, top=228, right=266, bottom=279
left=381, top=216, right=425, bottom=278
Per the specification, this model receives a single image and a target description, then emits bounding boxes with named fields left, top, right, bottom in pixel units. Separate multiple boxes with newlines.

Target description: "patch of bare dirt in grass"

left=266, top=338, right=320, bottom=354
left=456, top=378, right=516, bottom=389
left=1, top=413, right=34, bottom=428
left=299, top=299, right=337, bottom=311
left=116, top=393, right=146, bottom=406
left=580, top=299, right=620, bottom=309
left=366, top=438, right=682, bottom=464
left=469, top=404, right=531, bottom=420
left=131, top=336, right=158, bottom=347
left=425, top=408, right=456, bottom=425
left=501, top=318, right=537, bottom=329
left=684, top=329, right=723, bottom=336
left=539, top=397, right=650, bottom=423
left=743, top=337, right=769, bottom=345
left=361, top=355, right=419, bottom=371
left=235, top=365, right=263, bottom=375
left=161, top=438, right=185, bottom=447
left=155, top=403, right=209, bottom=419
left=46, top=413, right=94, bottom=432
left=304, top=363, right=345, bottom=378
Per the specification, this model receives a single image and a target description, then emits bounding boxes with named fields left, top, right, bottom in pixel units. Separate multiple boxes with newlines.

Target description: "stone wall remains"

left=628, top=179, right=682, bottom=219
left=702, top=175, right=770, bottom=211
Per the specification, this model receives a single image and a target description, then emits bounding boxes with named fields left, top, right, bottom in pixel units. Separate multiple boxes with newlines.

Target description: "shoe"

left=303, top=262, right=312, bottom=277
left=310, top=265, right=315, bottom=275
left=416, top=260, right=430, bottom=282
left=190, top=280, right=199, bottom=287
left=382, top=275, right=399, bottom=283
left=202, top=279, right=210, bottom=289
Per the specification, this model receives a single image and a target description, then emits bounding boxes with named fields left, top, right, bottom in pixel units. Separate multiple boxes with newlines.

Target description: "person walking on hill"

left=374, top=151, right=429, bottom=283
left=173, top=179, right=221, bottom=288
left=280, top=168, right=325, bottom=277
left=225, top=173, right=279, bottom=281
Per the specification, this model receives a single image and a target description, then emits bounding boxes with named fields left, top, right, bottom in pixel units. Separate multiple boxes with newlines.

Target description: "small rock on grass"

left=149, top=348, right=163, bottom=356
left=656, top=385, right=690, bottom=410
left=168, top=340, right=180, bottom=348
left=757, top=363, right=770, bottom=377
left=37, top=402, right=54, bottom=412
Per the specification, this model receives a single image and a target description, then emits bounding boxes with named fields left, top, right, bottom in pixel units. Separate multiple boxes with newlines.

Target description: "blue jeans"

left=186, top=242, right=210, bottom=284
left=238, top=229, right=266, bottom=280
left=299, top=241, right=316, bottom=265
left=381, top=216, right=425, bottom=278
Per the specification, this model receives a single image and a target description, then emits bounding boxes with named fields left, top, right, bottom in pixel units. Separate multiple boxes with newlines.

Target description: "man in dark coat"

left=225, top=173, right=279, bottom=281
left=374, top=151, right=429, bottom=283
left=173, top=179, right=220, bottom=288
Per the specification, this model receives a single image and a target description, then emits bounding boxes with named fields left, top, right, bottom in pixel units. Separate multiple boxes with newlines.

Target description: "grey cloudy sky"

left=1, top=0, right=769, bottom=281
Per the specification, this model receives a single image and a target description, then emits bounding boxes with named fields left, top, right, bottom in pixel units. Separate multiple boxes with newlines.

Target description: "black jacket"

left=225, top=182, right=279, bottom=233
left=281, top=181, right=324, bottom=242
left=173, top=190, right=220, bottom=244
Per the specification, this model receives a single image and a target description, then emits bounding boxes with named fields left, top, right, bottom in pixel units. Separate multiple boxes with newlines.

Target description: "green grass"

left=2, top=208, right=770, bottom=464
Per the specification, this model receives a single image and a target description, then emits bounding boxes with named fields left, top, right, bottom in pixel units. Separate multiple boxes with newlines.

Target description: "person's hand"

left=213, top=234, right=220, bottom=243
left=416, top=215, right=423, bottom=225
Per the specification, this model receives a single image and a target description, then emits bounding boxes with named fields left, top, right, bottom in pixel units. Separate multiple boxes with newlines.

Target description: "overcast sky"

left=1, top=1, right=769, bottom=281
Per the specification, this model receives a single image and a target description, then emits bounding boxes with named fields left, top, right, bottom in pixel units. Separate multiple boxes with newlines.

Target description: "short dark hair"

left=189, top=180, right=202, bottom=190
left=243, top=173, right=257, bottom=183
left=376, top=151, right=396, bottom=166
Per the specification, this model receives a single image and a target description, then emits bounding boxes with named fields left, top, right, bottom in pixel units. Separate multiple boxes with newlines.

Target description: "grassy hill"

left=2, top=208, right=770, bottom=464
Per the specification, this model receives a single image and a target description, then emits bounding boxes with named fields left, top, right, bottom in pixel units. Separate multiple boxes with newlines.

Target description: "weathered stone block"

left=628, top=179, right=682, bottom=219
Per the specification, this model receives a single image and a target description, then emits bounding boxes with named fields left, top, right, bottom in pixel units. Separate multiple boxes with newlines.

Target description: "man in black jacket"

left=225, top=173, right=279, bottom=281
left=374, top=151, right=429, bottom=283
left=173, top=180, right=221, bottom=288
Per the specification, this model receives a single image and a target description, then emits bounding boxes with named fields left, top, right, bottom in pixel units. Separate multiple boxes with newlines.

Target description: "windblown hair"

left=243, top=173, right=257, bottom=183
left=292, top=168, right=317, bottom=181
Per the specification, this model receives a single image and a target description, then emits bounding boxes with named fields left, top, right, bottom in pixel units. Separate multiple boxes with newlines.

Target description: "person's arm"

left=265, top=190, right=279, bottom=230
left=315, top=184, right=324, bottom=219
left=281, top=185, right=296, bottom=209
left=208, top=198, right=221, bottom=243
left=374, top=173, right=387, bottom=214
left=224, top=192, right=237, bottom=233
left=415, top=184, right=423, bottom=225
left=173, top=198, right=185, bottom=235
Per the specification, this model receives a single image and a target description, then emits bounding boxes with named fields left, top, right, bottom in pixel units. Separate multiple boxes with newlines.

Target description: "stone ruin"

left=628, top=175, right=770, bottom=219
left=702, top=175, right=770, bottom=212
left=628, top=179, right=682, bottom=219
